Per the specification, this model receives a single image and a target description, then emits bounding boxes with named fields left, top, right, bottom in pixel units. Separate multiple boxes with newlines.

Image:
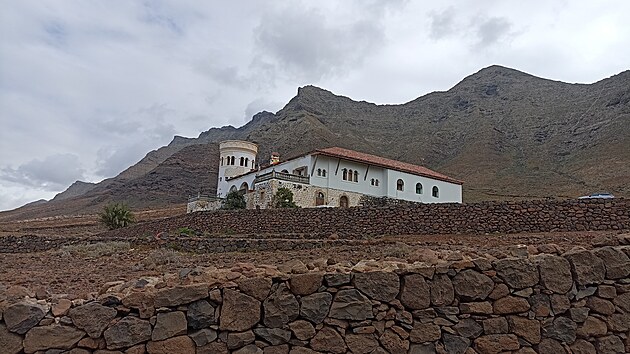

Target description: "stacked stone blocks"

left=1, top=246, right=629, bottom=353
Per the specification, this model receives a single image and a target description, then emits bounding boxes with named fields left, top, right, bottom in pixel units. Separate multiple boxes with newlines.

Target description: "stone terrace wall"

left=102, top=199, right=629, bottom=239
left=1, top=246, right=629, bottom=353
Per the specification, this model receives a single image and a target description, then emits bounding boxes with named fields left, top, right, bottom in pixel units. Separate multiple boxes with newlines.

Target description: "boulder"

left=379, top=329, right=409, bottom=354
left=189, top=328, right=217, bottom=347
left=482, top=317, right=508, bottom=334
left=494, top=258, right=539, bottom=289
left=532, top=254, right=573, bottom=293
left=289, top=273, right=323, bottom=296
left=595, top=335, right=625, bottom=354
left=233, top=344, right=263, bottom=354
left=453, top=318, right=483, bottom=339
left=289, top=320, right=316, bottom=340
left=593, top=246, right=630, bottom=279
left=220, top=289, right=261, bottom=331
left=429, top=274, right=454, bottom=306
left=227, top=330, right=255, bottom=349
left=400, top=274, right=430, bottom=310
left=152, top=311, right=187, bottom=341
left=452, top=270, right=494, bottom=300
left=238, top=277, right=273, bottom=301
left=23, top=324, right=85, bottom=353
left=586, top=296, right=615, bottom=315
left=299, top=292, right=332, bottom=324
left=103, top=316, right=152, bottom=350
left=0, top=323, right=23, bottom=354
left=576, top=316, right=608, bottom=338
left=508, top=316, right=541, bottom=344
left=186, top=299, right=216, bottom=329
left=263, top=284, right=299, bottom=328
left=146, top=335, right=195, bottom=354
left=564, top=250, right=605, bottom=286
left=442, top=333, right=470, bottom=354
left=197, top=341, right=229, bottom=354
left=328, top=289, right=373, bottom=321
left=310, top=327, right=346, bottom=354
left=537, top=338, right=564, bottom=353
left=542, top=316, right=577, bottom=344
left=409, top=323, right=441, bottom=343
left=154, top=284, right=208, bottom=307
left=354, top=271, right=400, bottom=302
left=345, top=333, right=379, bottom=354
left=3, top=301, right=47, bottom=334
left=69, top=302, right=117, bottom=338
left=493, top=296, right=530, bottom=314
left=253, top=328, right=291, bottom=345
left=570, top=339, right=596, bottom=354
left=474, top=334, right=519, bottom=354
left=324, top=273, right=351, bottom=287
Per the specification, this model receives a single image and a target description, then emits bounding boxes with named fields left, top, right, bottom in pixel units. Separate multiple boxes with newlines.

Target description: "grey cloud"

left=475, top=17, right=513, bottom=47
left=253, top=7, right=386, bottom=82
left=0, top=154, right=85, bottom=191
left=429, top=7, right=457, bottom=39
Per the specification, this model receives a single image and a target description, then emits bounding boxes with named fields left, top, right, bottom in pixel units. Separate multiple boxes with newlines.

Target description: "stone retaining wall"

left=1, top=246, right=629, bottom=353
left=101, top=199, right=629, bottom=240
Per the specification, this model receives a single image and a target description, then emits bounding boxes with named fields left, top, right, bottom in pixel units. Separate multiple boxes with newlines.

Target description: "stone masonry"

left=1, top=245, right=629, bottom=353
left=104, top=198, right=629, bottom=240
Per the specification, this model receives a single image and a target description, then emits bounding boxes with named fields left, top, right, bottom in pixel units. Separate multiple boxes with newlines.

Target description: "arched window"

left=342, top=168, right=348, bottom=181
left=245, top=158, right=249, bottom=167
left=397, top=179, right=404, bottom=191
left=416, top=183, right=423, bottom=194
left=230, top=156, right=235, bottom=165
left=281, top=169, right=289, bottom=174
left=229, top=185, right=237, bottom=193
left=322, top=169, right=327, bottom=177
left=240, top=157, right=244, bottom=166
left=317, top=168, right=322, bottom=176
left=370, top=178, right=374, bottom=186
left=339, top=196, right=349, bottom=208
left=353, top=171, right=359, bottom=182
left=375, top=179, right=379, bottom=186
left=348, top=169, right=353, bottom=181
left=432, top=186, right=439, bottom=198
left=221, top=157, right=224, bottom=166
left=239, top=182, right=249, bottom=192
left=315, top=192, right=325, bottom=206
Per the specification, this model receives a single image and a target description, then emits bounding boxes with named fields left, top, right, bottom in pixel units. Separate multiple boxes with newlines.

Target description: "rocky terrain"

left=1, top=241, right=629, bottom=353
left=1, top=65, right=628, bottom=220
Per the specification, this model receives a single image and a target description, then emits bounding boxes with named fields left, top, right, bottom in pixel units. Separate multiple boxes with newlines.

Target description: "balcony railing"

left=253, top=171, right=310, bottom=185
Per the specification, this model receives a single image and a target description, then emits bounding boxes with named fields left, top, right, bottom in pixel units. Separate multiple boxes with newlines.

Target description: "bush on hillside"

left=222, top=190, right=246, bottom=210
left=100, top=203, right=135, bottom=230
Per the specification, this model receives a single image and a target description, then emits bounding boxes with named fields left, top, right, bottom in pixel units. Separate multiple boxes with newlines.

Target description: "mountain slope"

left=1, top=65, right=628, bottom=220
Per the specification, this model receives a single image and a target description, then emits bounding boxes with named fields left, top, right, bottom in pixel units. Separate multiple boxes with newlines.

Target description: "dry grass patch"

left=59, top=241, right=131, bottom=258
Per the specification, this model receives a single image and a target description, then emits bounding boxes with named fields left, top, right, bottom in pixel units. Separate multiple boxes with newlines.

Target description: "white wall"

left=220, top=153, right=462, bottom=204
left=385, top=170, right=462, bottom=203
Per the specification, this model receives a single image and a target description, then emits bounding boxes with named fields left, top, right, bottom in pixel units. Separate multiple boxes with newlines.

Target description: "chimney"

left=270, top=152, right=280, bottom=165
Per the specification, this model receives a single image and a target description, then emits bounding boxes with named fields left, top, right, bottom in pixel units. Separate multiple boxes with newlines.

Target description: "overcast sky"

left=1, top=0, right=629, bottom=211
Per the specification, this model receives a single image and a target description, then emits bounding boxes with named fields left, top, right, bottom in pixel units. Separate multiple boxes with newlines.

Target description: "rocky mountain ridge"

left=1, top=65, right=628, bottom=220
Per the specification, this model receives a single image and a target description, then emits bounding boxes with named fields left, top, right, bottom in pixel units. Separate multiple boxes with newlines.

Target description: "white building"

left=188, top=140, right=463, bottom=212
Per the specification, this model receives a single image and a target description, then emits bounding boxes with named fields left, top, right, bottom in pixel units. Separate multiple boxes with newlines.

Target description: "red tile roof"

left=314, top=147, right=463, bottom=185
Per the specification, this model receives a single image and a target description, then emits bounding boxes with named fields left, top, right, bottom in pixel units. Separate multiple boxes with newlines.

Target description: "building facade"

left=188, top=141, right=463, bottom=212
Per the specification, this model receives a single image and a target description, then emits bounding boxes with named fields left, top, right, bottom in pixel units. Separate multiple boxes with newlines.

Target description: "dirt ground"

left=0, top=212, right=625, bottom=297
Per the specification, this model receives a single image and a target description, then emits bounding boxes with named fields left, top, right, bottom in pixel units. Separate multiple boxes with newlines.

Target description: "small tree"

left=273, top=187, right=298, bottom=208
left=222, top=190, right=246, bottom=210
left=100, top=203, right=135, bottom=230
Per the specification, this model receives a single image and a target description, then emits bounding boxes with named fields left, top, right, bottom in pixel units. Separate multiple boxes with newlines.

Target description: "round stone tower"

left=217, top=140, right=258, bottom=198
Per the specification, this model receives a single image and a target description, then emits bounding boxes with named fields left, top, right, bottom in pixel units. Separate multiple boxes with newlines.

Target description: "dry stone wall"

left=1, top=246, right=629, bottom=353
left=102, top=199, right=629, bottom=239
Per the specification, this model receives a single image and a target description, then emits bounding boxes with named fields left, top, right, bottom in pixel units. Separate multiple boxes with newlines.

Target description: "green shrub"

left=221, top=190, right=246, bottom=210
left=100, top=203, right=135, bottom=230
left=177, top=227, right=195, bottom=236
left=273, top=187, right=298, bottom=208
